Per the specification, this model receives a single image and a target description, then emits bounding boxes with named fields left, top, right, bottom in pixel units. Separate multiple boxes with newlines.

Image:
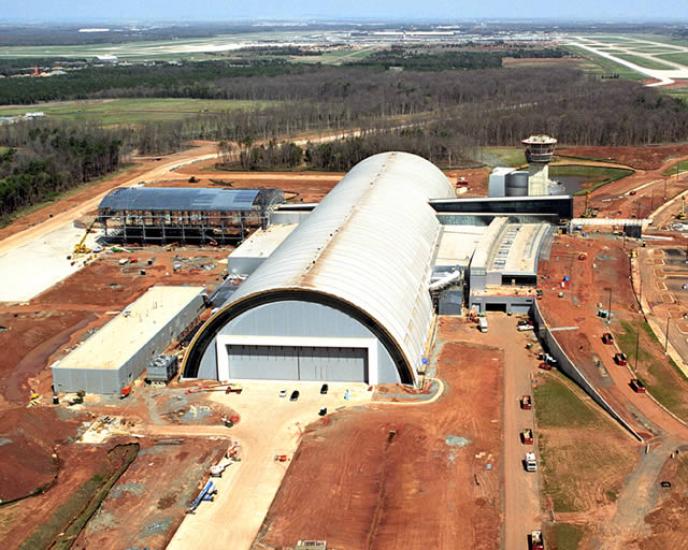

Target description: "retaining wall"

left=532, top=300, right=643, bottom=442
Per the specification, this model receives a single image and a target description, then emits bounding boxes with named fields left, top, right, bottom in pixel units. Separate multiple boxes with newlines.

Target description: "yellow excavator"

left=73, top=218, right=97, bottom=255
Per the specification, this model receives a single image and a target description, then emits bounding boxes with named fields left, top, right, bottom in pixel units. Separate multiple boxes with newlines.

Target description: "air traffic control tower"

left=522, top=135, right=557, bottom=196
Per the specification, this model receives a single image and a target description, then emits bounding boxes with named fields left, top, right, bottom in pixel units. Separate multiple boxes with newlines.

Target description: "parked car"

left=529, top=530, right=545, bottom=550
left=538, top=361, right=552, bottom=371
left=320, top=383, right=329, bottom=395
left=524, top=452, right=538, bottom=472
left=290, top=390, right=300, bottom=401
left=517, top=319, right=534, bottom=332
left=520, top=395, right=533, bottom=410
left=630, top=379, right=647, bottom=393
left=521, top=429, right=534, bottom=445
left=614, top=352, right=628, bottom=366
left=602, top=332, right=614, bottom=345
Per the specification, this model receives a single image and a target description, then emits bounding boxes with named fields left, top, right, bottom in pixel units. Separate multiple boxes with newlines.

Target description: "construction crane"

left=73, top=218, right=98, bottom=255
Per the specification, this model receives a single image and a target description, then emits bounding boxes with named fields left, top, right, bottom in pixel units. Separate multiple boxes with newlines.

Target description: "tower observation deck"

left=521, top=135, right=557, bottom=196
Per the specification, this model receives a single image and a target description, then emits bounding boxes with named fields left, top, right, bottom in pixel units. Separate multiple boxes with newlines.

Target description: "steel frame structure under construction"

left=98, top=187, right=284, bottom=245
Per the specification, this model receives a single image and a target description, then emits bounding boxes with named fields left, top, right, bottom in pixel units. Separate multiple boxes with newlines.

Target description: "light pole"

left=605, top=287, right=613, bottom=324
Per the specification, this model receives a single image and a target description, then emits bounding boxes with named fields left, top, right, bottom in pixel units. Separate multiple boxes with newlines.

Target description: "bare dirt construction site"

left=537, top=233, right=688, bottom=547
left=2, top=140, right=688, bottom=549
left=254, top=320, right=503, bottom=550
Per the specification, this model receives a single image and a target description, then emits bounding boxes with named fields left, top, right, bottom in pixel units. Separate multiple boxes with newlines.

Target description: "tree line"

left=0, top=124, right=121, bottom=221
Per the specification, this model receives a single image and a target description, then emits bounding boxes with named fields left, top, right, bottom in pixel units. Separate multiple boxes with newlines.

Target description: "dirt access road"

left=0, top=143, right=218, bottom=302
left=539, top=234, right=688, bottom=441
left=254, top=318, right=503, bottom=550
left=482, top=315, right=543, bottom=550
left=167, top=381, right=373, bottom=550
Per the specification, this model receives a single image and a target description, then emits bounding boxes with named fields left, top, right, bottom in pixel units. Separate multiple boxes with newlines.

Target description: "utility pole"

left=665, top=316, right=671, bottom=353
left=606, top=287, right=613, bottom=324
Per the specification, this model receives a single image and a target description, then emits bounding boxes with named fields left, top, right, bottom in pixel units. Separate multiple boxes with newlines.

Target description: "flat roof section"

left=229, top=224, right=298, bottom=262
left=489, top=223, right=550, bottom=276
left=435, top=225, right=486, bottom=269
left=53, top=286, right=204, bottom=372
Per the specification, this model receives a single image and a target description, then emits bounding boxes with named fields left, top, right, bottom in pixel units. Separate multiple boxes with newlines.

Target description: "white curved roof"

left=225, top=152, right=454, bottom=381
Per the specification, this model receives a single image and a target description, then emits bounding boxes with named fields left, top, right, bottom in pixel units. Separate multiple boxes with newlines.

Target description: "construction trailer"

left=52, top=286, right=205, bottom=394
left=98, top=187, right=285, bottom=245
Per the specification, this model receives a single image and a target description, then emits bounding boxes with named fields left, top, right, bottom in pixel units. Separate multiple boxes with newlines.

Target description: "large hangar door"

left=227, top=345, right=299, bottom=380
left=225, top=344, right=368, bottom=382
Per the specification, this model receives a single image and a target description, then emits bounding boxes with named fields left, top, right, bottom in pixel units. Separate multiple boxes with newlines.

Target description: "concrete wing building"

left=52, top=286, right=205, bottom=394
left=183, top=152, right=455, bottom=386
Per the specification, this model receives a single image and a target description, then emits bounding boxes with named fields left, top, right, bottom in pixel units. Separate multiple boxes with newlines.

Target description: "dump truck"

left=524, top=452, right=538, bottom=472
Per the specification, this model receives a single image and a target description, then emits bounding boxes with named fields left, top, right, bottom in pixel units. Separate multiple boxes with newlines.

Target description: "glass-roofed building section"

left=98, top=187, right=285, bottom=244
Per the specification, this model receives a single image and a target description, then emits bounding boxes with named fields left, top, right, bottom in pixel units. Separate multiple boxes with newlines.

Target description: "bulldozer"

left=73, top=218, right=97, bottom=255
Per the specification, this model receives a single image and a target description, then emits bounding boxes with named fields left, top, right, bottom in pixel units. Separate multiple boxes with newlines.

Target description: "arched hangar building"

left=183, top=152, right=455, bottom=386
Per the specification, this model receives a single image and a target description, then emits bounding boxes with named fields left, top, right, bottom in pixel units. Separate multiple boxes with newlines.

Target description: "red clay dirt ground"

left=558, top=144, right=688, bottom=171
left=636, top=448, right=688, bottom=549
left=538, top=234, right=688, bottom=440
left=0, top=244, right=230, bottom=547
left=75, top=438, right=225, bottom=550
left=254, top=332, right=503, bottom=550
left=0, top=246, right=229, bottom=404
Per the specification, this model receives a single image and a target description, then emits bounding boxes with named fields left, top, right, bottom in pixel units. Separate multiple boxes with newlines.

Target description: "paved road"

left=481, top=315, right=542, bottom=550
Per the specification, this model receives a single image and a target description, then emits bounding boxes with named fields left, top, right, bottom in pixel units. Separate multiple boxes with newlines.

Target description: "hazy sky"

left=3, top=0, right=688, bottom=23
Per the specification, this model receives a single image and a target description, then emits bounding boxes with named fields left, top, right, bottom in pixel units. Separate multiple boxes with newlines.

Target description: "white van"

left=479, top=317, right=488, bottom=333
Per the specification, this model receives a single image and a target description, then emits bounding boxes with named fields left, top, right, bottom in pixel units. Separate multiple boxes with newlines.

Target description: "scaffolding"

left=98, top=187, right=284, bottom=245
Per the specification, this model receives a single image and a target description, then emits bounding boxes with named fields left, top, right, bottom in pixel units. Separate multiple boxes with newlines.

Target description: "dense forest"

left=0, top=124, right=121, bottom=221
left=2, top=57, right=688, bottom=219
left=124, top=66, right=688, bottom=154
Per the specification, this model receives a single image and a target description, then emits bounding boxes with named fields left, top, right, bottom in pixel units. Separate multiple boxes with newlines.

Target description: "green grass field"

left=656, top=52, right=688, bottom=66
left=614, top=54, right=675, bottom=70
left=564, top=45, right=646, bottom=81
left=0, top=98, right=272, bottom=126
left=534, top=373, right=637, bottom=513
left=476, top=146, right=525, bottom=167
left=617, top=320, right=688, bottom=421
left=551, top=523, right=585, bottom=550
left=662, top=159, right=688, bottom=176
left=290, top=46, right=379, bottom=65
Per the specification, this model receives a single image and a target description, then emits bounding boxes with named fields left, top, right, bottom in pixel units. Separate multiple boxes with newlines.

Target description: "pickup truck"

left=614, top=352, right=628, bottom=366
left=524, top=452, right=538, bottom=472
left=602, top=332, right=614, bottom=345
